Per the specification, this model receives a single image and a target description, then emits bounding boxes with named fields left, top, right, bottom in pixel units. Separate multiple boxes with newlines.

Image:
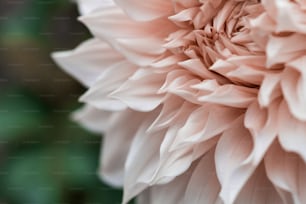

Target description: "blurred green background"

left=0, top=0, right=124, bottom=203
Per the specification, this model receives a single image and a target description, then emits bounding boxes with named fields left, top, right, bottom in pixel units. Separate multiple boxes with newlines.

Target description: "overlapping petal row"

left=53, top=0, right=306, bottom=203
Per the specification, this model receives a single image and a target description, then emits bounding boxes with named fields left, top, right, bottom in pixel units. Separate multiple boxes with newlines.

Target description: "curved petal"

left=265, top=141, right=306, bottom=204
left=184, top=150, right=222, bottom=204
left=215, top=116, right=255, bottom=204
left=281, top=56, right=306, bottom=121
left=171, top=104, right=243, bottom=150
left=235, top=163, right=284, bottom=204
left=77, top=0, right=114, bottom=15
left=114, top=0, right=174, bottom=21
left=122, top=109, right=164, bottom=203
left=197, top=83, right=257, bottom=108
left=52, top=38, right=123, bottom=87
left=79, top=7, right=176, bottom=66
left=72, top=105, right=112, bottom=133
left=244, top=100, right=280, bottom=165
left=137, top=163, right=195, bottom=204
left=79, top=60, right=136, bottom=111
left=278, top=100, right=306, bottom=162
left=99, top=109, right=147, bottom=187
left=110, top=69, right=166, bottom=112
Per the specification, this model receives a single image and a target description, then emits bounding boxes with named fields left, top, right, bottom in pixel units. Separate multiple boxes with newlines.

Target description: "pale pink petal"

left=171, top=104, right=243, bottom=150
left=137, top=164, right=195, bottom=204
left=281, top=56, right=306, bottom=121
left=278, top=101, right=306, bottom=162
left=266, top=34, right=306, bottom=67
left=258, top=73, right=282, bottom=107
left=215, top=116, right=254, bottom=204
left=79, top=8, right=176, bottom=66
left=235, top=163, right=283, bottom=204
left=77, top=0, right=114, bottom=15
left=72, top=105, right=111, bottom=133
left=122, top=109, right=164, bottom=203
left=244, top=100, right=279, bottom=165
left=52, top=38, right=123, bottom=87
left=265, top=141, right=306, bottom=204
left=114, top=0, right=174, bottom=21
left=79, top=60, right=136, bottom=111
left=110, top=69, right=166, bottom=112
left=184, top=150, right=222, bottom=204
left=100, top=109, right=146, bottom=187
left=197, top=83, right=257, bottom=108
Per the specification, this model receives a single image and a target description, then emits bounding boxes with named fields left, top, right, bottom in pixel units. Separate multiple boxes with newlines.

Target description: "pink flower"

left=52, top=0, right=306, bottom=203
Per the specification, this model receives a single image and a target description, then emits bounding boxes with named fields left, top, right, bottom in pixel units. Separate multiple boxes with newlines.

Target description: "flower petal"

left=77, top=0, right=114, bottom=15
left=265, top=140, right=306, bottom=204
left=100, top=109, right=147, bottom=187
left=235, top=163, right=283, bottom=204
left=80, top=60, right=137, bottom=111
left=52, top=38, right=123, bottom=87
left=114, top=0, right=174, bottom=21
left=110, top=69, right=166, bottom=112
left=184, top=150, right=222, bottom=204
left=215, top=116, right=255, bottom=204
left=278, top=100, right=306, bottom=162
left=72, top=105, right=111, bottom=133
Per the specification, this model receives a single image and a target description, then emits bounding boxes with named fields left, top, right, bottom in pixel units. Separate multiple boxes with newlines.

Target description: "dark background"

left=0, top=0, right=123, bottom=203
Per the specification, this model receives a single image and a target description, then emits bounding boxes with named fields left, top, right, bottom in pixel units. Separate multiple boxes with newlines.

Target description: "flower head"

left=53, top=0, right=306, bottom=203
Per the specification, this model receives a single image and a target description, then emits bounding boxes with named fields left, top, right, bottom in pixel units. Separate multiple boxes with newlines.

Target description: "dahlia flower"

left=52, top=0, right=306, bottom=203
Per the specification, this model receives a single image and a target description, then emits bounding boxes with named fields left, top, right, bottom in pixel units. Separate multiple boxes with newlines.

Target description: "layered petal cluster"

left=53, top=0, right=306, bottom=203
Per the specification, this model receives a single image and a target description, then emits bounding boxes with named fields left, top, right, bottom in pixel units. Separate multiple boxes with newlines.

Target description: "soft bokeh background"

left=0, top=0, right=124, bottom=203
